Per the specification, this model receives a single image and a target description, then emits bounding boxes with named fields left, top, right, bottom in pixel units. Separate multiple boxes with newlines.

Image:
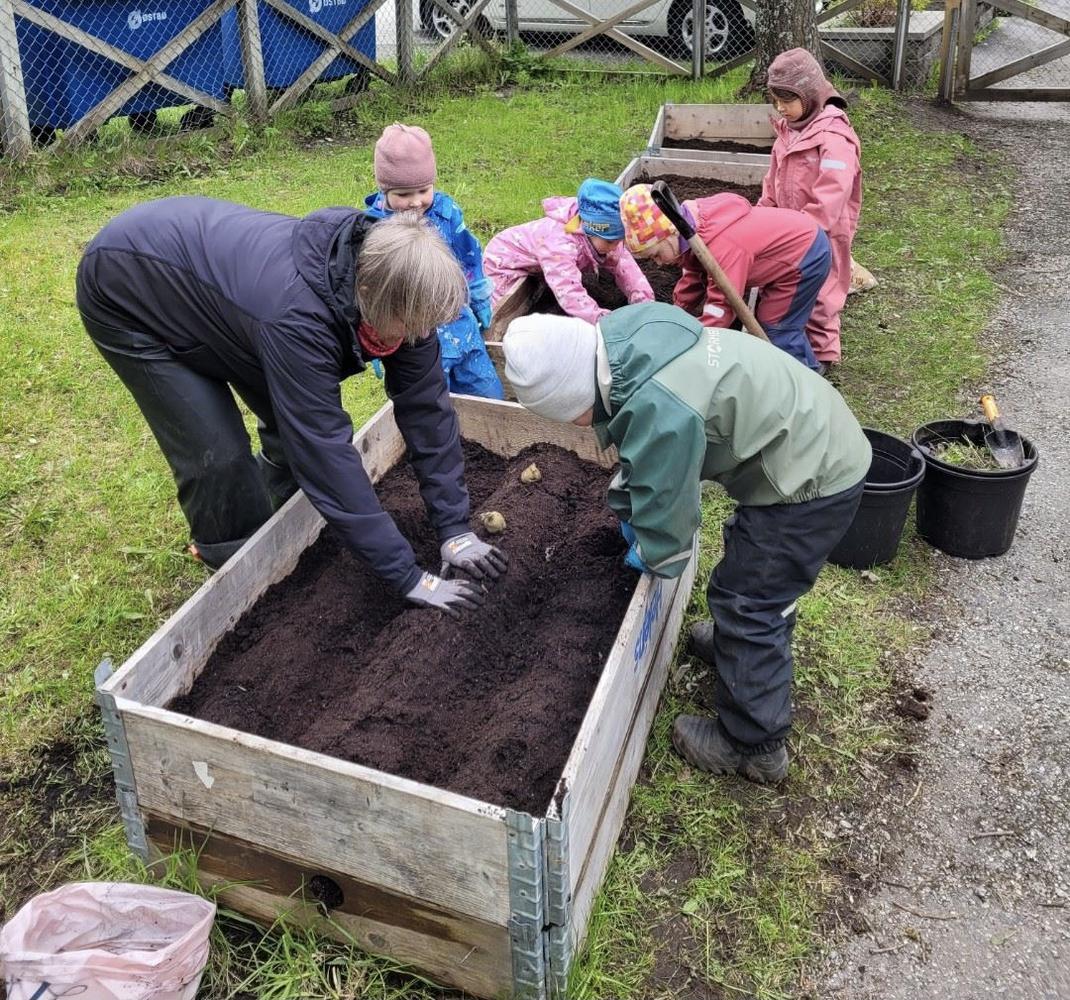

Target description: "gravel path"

left=819, top=101, right=1070, bottom=1000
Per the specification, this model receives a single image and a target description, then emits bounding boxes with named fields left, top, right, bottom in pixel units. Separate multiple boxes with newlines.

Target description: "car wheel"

left=672, top=0, right=752, bottom=62
left=427, top=0, right=472, bottom=40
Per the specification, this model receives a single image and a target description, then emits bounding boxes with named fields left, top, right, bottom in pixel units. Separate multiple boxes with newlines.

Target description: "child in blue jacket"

left=363, top=123, right=504, bottom=399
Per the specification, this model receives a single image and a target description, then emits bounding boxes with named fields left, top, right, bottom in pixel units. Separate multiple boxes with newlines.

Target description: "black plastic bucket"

left=911, top=420, right=1038, bottom=559
left=829, top=428, right=926, bottom=569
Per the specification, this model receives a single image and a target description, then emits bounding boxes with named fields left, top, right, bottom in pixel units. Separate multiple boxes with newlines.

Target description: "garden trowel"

left=979, top=394, right=1025, bottom=469
left=649, top=180, right=770, bottom=343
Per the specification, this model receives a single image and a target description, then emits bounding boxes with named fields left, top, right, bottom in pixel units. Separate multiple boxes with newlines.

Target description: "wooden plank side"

left=452, top=397, right=615, bottom=469
left=122, top=705, right=512, bottom=926
left=566, top=551, right=696, bottom=945
left=148, top=816, right=513, bottom=999
left=558, top=542, right=697, bottom=894
left=616, top=154, right=768, bottom=188
left=100, top=403, right=405, bottom=708
left=663, top=103, right=775, bottom=143
left=487, top=274, right=540, bottom=342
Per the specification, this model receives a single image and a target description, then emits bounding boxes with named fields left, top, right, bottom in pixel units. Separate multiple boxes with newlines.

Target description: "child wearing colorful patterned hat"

left=483, top=178, right=654, bottom=326
left=619, top=183, right=831, bottom=372
left=363, top=123, right=503, bottom=399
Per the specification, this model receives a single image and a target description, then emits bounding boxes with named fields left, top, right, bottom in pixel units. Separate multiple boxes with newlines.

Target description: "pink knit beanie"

left=373, top=123, right=437, bottom=191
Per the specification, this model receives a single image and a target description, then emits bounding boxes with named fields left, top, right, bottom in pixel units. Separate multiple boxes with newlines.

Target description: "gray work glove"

left=405, top=571, right=485, bottom=619
left=440, top=532, right=508, bottom=581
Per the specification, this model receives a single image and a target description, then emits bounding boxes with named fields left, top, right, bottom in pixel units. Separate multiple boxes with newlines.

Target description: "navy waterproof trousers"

left=83, top=316, right=299, bottom=569
left=706, top=480, right=865, bottom=753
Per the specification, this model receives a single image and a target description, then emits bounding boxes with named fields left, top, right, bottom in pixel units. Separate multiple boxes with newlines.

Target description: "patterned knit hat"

left=619, top=184, right=678, bottom=254
left=374, top=123, right=437, bottom=191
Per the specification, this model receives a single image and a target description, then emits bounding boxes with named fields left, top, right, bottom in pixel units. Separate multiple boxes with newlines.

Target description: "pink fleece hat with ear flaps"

left=374, top=123, right=437, bottom=191
left=766, top=48, right=845, bottom=130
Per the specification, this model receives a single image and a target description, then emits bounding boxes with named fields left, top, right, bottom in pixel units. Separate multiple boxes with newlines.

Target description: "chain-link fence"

left=943, top=0, right=1070, bottom=99
left=0, top=0, right=943, bottom=158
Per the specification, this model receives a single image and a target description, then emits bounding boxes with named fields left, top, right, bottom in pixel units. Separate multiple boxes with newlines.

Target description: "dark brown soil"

left=528, top=261, right=682, bottom=316
left=170, top=442, right=636, bottom=814
left=662, top=137, right=773, bottom=154
left=635, top=172, right=765, bottom=205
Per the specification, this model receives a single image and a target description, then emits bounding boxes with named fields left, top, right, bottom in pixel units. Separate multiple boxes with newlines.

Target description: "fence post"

left=955, top=0, right=976, bottom=97
left=396, top=0, right=415, bottom=84
left=690, top=0, right=705, bottom=79
left=237, top=0, right=268, bottom=122
left=505, top=0, right=519, bottom=46
left=936, top=0, right=960, bottom=102
left=891, top=0, right=911, bottom=90
left=0, top=0, right=31, bottom=160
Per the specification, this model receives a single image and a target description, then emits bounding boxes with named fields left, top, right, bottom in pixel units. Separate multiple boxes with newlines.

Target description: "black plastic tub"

left=830, top=428, right=926, bottom=569
left=911, top=420, right=1038, bottom=559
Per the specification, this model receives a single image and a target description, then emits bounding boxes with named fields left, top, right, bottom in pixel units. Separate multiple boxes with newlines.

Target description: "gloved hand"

left=619, top=520, right=637, bottom=546
left=468, top=277, right=495, bottom=333
left=472, top=298, right=493, bottom=333
left=441, top=532, right=508, bottom=581
left=405, top=571, right=485, bottom=619
left=369, top=358, right=384, bottom=380
left=624, top=541, right=650, bottom=574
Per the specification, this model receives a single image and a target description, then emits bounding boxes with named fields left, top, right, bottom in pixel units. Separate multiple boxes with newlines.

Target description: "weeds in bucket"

left=931, top=438, right=1003, bottom=471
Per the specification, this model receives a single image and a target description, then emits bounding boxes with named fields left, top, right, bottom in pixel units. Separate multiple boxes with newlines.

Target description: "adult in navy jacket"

left=76, top=196, right=506, bottom=616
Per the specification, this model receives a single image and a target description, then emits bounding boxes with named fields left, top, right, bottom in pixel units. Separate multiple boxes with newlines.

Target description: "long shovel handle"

left=650, top=181, right=770, bottom=343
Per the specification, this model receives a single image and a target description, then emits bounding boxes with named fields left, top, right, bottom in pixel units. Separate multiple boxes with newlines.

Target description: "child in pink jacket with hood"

left=483, top=178, right=654, bottom=325
left=759, top=48, right=862, bottom=370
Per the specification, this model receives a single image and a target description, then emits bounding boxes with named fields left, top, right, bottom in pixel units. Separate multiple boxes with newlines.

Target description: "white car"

left=420, top=0, right=757, bottom=61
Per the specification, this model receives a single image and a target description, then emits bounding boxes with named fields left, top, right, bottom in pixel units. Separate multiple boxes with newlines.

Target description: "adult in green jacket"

left=503, top=302, right=871, bottom=783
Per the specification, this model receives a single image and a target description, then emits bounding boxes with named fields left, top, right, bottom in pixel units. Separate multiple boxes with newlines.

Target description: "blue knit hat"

left=576, top=178, right=625, bottom=241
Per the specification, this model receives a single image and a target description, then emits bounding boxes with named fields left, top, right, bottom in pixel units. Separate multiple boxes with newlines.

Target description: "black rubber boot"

left=672, top=715, right=789, bottom=785
left=687, top=620, right=717, bottom=665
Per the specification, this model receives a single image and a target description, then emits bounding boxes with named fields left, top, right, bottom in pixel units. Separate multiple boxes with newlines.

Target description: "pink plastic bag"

left=0, top=883, right=215, bottom=1000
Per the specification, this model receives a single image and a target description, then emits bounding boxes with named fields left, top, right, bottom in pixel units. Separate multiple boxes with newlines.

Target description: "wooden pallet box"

left=646, top=103, right=775, bottom=163
left=96, top=396, right=696, bottom=1000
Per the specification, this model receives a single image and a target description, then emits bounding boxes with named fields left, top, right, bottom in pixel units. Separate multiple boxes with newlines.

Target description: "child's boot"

left=687, top=620, right=717, bottom=665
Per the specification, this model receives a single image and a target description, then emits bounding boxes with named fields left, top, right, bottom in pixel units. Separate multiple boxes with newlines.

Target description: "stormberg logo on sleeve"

left=127, top=9, right=168, bottom=29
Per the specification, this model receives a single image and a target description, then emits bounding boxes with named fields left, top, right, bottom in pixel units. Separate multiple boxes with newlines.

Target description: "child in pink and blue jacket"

left=363, top=124, right=504, bottom=399
left=759, top=48, right=863, bottom=369
left=483, top=178, right=654, bottom=325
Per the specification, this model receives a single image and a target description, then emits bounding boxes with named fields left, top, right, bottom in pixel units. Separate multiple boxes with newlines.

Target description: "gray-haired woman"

left=76, top=197, right=506, bottom=616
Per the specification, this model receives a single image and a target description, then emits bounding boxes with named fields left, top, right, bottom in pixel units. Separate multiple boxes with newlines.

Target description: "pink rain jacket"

left=758, top=106, right=862, bottom=362
left=674, top=194, right=821, bottom=329
left=484, top=196, right=654, bottom=325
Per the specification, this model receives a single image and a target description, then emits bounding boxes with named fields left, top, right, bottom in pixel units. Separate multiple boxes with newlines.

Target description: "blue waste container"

left=16, top=0, right=227, bottom=131
left=222, top=0, right=375, bottom=91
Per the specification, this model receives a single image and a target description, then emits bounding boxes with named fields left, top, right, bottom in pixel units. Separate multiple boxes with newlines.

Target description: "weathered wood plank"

left=970, top=36, right=1070, bottom=89
left=99, top=402, right=407, bottom=708
left=487, top=274, right=540, bottom=343
left=0, top=0, right=31, bottom=159
left=566, top=547, right=696, bottom=945
left=452, top=396, right=614, bottom=468
left=616, top=153, right=768, bottom=188
left=417, top=0, right=497, bottom=79
left=542, top=0, right=663, bottom=57
left=558, top=540, right=696, bottom=895
left=819, top=38, right=892, bottom=86
left=990, top=0, right=1070, bottom=35
left=236, top=0, right=267, bottom=122
left=662, top=103, right=775, bottom=143
left=960, top=86, right=1070, bottom=99
left=123, top=703, right=512, bottom=925
left=147, top=815, right=514, bottom=998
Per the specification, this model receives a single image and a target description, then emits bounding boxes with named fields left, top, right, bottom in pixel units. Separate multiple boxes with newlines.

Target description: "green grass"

left=0, top=59, right=1009, bottom=999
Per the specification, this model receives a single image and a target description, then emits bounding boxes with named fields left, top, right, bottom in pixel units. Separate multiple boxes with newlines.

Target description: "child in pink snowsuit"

left=759, top=47, right=862, bottom=368
left=484, top=178, right=654, bottom=325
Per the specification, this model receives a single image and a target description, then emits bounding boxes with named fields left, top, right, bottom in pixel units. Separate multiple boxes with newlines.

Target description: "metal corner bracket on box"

left=94, top=658, right=149, bottom=861
left=506, top=801, right=574, bottom=1000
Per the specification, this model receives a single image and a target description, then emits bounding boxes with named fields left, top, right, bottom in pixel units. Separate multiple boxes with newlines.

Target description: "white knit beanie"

left=503, top=314, right=597, bottom=422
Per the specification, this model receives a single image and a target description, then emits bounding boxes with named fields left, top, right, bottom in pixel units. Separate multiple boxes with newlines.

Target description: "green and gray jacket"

left=593, top=303, right=871, bottom=578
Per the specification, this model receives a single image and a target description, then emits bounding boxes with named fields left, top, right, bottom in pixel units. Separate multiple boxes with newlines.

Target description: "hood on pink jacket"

left=685, top=193, right=752, bottom=241
left=772, top=105, right=860, bottom=156
left=543, top=196, right=579, bottom=225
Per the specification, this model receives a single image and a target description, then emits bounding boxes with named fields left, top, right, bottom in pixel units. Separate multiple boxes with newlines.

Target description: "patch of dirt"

left=171, top=441, right=635, bottom=814
left=633, top=171, right=765, bottom=205
left=0, top=721, right=113, bottom=919
left=527, top=261, right=682, bottom=316
left=662, top=137, right=773, bottom=155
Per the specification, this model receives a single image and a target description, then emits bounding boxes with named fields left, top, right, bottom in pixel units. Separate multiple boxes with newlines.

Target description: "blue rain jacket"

left=363, top=192, right=502, bottom=398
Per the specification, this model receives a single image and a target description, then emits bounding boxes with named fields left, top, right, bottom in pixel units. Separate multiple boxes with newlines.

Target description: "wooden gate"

left=940, top=0, right=1070, bottom=100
